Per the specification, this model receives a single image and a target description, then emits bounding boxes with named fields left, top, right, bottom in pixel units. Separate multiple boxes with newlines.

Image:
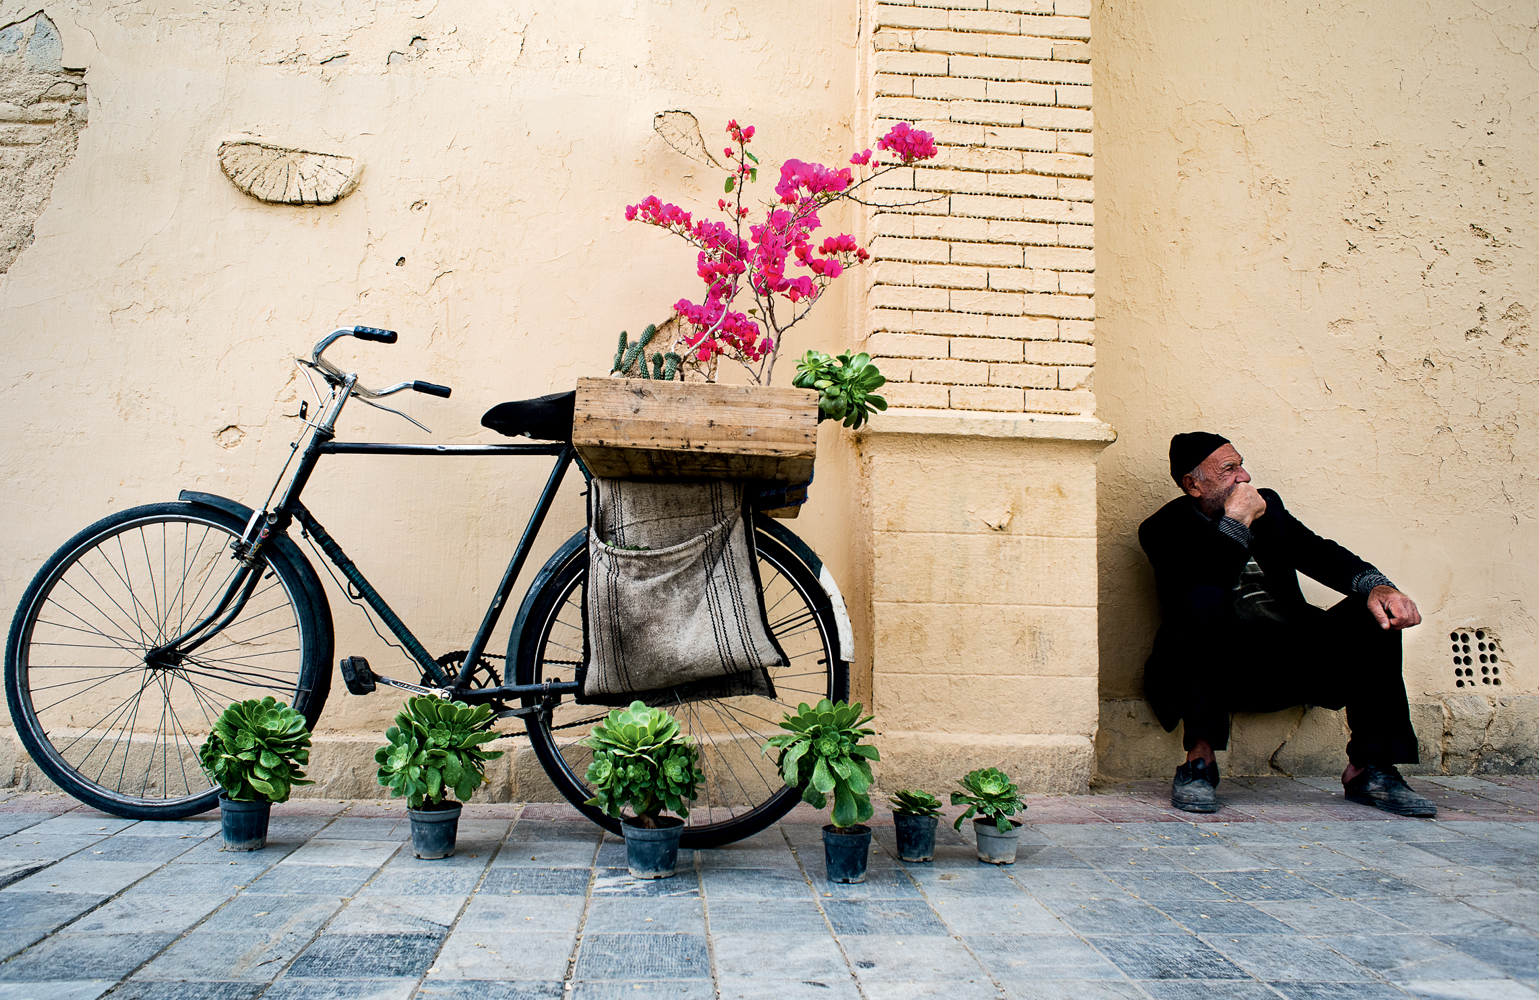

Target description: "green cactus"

left=198, top=696, right=314, bottom=803
left=889, top=789, right=943, bottom=818
left=951, top=766, right=1027, bottom=833
left=611, top=325, right=682, bottom=380
left=792, top=349, right=888, bottom=428
left=582, top=701, right=703, bottom=827
left=375, top=696, right=505, bottom=809
left=763, top=699, right=880, bottom=831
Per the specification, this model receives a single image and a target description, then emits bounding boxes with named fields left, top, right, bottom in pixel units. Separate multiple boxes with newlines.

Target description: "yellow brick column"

left=855, top=0, right=1112, bottom=794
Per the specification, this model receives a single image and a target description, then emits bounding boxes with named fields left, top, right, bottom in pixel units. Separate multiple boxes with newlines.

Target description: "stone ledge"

left=856, top=406, right=1115, bottom=442
left=875, top=730, right=1092, bottom=794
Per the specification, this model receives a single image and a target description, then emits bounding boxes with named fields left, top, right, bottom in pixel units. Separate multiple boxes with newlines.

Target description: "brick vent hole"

left=1451, top=629, right=1502, bottom=688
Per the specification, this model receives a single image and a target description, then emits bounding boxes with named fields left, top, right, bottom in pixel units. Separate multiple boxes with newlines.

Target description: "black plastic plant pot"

left=973, top=817, right=1022, bottom=865
left=822, top=824, right=872, bottom=883
left=219, top=795, right=271, bottom=852
left=622, top=816, right=684, bottom=879
left=892, top=812, right=938, bottom=862
left=408, top=802, right=463, bottom=859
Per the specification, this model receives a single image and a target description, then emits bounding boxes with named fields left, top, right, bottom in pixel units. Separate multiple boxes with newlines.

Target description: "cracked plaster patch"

left=218, top=140, right=358, bottom=206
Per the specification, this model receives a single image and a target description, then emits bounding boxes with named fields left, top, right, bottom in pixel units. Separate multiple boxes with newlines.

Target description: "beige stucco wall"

left=1093, top=0, right=1539, bottom=777
left=0, top=0, right=865, bottom=756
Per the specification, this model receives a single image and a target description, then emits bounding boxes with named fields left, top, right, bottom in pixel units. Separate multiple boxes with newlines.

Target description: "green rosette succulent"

left=889, top=789, right=943, bottom=818
left=951, top=766, right=1028, bottom=834
left=375, top=696, right=505, bottom=809
left=198, top=696, right=314, bottom=803
left=764, top=699, right=880, bottom=831
left=582, top=701, right=704, bottom=827
left=792, top=350, right=888, bottom=429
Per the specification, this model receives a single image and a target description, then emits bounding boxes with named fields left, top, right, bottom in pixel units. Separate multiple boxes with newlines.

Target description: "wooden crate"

left=573, top=377, right=819, bottom=484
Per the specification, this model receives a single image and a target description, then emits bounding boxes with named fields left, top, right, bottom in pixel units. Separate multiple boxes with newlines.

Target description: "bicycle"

left=4, top=326, right=852, bottom=847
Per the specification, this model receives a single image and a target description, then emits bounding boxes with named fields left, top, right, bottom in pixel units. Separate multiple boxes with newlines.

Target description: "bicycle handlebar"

left=304, top=326, right=454, bottom=403
left=352, top=325, right=398, bottom=343
left=413, top=381, right=452, bottom=398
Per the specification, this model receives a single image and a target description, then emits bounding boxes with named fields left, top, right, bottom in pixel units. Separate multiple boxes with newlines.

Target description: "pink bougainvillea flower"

left=876, top=121, right=938, bottom=164
left=850, top=148, right=873, bottom=166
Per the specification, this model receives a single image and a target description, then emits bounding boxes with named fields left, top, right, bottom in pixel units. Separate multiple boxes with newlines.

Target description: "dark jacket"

left=1138, top=488, right=1382, bottom=732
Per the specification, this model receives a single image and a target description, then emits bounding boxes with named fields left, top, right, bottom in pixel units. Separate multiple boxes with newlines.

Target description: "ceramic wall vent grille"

left=1451, top=629, right=1502, bottom=688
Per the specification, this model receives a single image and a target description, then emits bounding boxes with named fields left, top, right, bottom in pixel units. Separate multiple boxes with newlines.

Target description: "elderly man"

left=1139, top=432, right=1435, bottom=817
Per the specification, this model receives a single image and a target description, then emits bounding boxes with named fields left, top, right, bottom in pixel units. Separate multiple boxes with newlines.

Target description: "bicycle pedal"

left=340, top=656, right=376, bottom=695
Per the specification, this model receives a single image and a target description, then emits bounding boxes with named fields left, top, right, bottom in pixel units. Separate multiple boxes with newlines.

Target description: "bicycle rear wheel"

left=5, top=502, right=332, bottom=819
left=514, top=522, right=847, bottom=848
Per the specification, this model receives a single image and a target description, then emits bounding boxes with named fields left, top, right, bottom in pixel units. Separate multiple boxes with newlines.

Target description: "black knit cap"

left=1169, top=432, right=1231, bottom=485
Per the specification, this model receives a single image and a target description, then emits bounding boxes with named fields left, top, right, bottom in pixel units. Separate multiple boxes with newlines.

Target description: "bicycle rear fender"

left=176, top=490, right=335, bottom=648
left=507, top=520, right=854, bottom=668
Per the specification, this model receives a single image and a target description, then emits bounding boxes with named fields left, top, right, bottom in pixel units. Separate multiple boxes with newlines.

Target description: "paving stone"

left=1073, top=846, right=1196, bottom=871
left=417, top=983, right=563, bottom=1000
left=198, top=894, right=344, bottom=936
left=25, top=816, right=137, bottom=837
left=361, top=867, right=483, bottom=897
left=1126, top=823, right=1234, bottom=847
left=905, top=867, right=1029, bottom=897
left=590, top=868, right=700, bottom=898
left=1434, top=929, right=1539, bottom=979
left=1399, top=866, right=1529, bottom=896
left=572, top=932, right=709, bottom=981
left=0, top=983, right=116, bottom=1000
left=1413, top=841, right=1534, bottom=868
left=479, top=867, right=591, bottom=896
left=694, top=845, right=796, bottom=869
left=1306, top=868, right=1428, bottom=900
left=820, top=898, right=947, bottom=935
left=861, top=981, right=1005, bottom=1000
left=572, top=983, right=713, bottom=1000
left=118, top=820, right=221, bottom=839
left=327, top=895, right=465, bottom=934
left=928, top=892, right=1064, bottom=933
left=0, top=891, right=106, bottom=930
left=1198, top=933, right=1376, bottom=981
left=245, top=864, right=376, bottom=896
left=129, top=863, right=272, bottom=896
left=1205, top=870, right=1333, bottom=901
left=1400, top=981, right=1539, bottom=999
left=313, top=818, right=408, bottom=841
left=171, top=837, right=299, bottom=864
left=1329, top=841, right=1464, bottom=868
left=700, top=866, right=812, bottom=899
left=1086, top=933, right=1250, bottom=980
left=287, top=932, right=444, bottom=978
left=3, top=858, right=158, bottom=894
left=1328, top=933, right=1510, bottom=982
left=811, top=868, right=920, bottom=900
left=266, top=981, right=417, bottom=1000
left=0, top=833, right=107, bottom=862
left=0, top=814, right=54, bottom=838
left=69, top=892, right=224, bottom=935
left=711, top=932, right=846, bottom=979
left=108, top=983, right=266, bottom=999
left=456, top=893, right=585, bottom=934
left=1013, top=868, right=1122, bottom=898
left=1464, top=892, right=1539, bottom=932
left=716, top=979, right=862, bottom=1000
left=1001, top=983, right=1147, bottom=1000
left=283, top=839, right=401, bottom=867
left=1036, top=825, right=1142, bottom=847
left=429, top=931, right=573, bottom=980
left=83, top=835, right=204, bottom=863
left=583, top=896, right=703, bottom=933
left=0, top=932, right=176, bottom=982
left=1045, top=895, right=1181, bottom=935
left=135, top=930, right=317, bottom=981
left=0, top=928, right=45, bottom=961
left=1152, top=900, right=1294, bottom=935
left=1136, top=983, right=1282, bottom=1000
left=840, top=934, right=986, bottom=982
left=1267, top=985, right=1412, bottom=999
left=704, top=898, right=828, bottom=933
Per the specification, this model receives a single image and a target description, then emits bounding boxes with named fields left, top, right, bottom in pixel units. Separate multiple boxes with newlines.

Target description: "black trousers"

left=1180, top=598, right=1420, bottom=765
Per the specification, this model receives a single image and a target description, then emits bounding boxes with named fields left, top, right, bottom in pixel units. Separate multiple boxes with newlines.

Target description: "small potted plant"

left=888, top=790, right=943, bottom=863
left=582, top=700, right=705, bottom=878
left=198, top=696, right=314, bottom=851
left=375, top=696, right=504, bottom=859
left=765, top=699, right=880, bottom=883
left=951, top=767, right=1028, bottom=865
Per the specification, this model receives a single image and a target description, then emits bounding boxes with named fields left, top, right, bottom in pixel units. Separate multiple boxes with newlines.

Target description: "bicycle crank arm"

left=372, top=674, right=452, bottom=699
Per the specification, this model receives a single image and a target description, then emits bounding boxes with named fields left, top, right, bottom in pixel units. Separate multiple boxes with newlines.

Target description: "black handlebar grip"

left=353, top=325, right=398, bottom=343
left=412, top=381, right=452, bottom=398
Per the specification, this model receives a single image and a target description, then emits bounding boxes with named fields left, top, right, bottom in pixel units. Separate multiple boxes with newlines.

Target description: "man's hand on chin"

left=1368, top=585, right=1421, bottom=630
left=1223, top=483, right=1268, bottom=526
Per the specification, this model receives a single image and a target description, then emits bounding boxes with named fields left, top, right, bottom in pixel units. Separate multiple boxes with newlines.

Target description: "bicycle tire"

left=5, top=502, right=332, bottom=819
left=513, top=522, right=847, bottom=848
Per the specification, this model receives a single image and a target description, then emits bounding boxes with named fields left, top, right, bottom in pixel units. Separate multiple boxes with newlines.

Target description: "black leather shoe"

left=1171, top=758, right=1220, bottom=813
left=1344, top=764, right=1437, bottom=818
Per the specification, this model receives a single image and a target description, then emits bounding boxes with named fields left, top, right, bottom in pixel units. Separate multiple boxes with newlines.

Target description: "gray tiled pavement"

left=0, top=774, right=1536, bottom=1000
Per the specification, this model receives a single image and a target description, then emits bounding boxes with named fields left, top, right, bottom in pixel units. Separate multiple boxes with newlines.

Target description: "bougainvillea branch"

left=625, top=119, right=938, bottom=384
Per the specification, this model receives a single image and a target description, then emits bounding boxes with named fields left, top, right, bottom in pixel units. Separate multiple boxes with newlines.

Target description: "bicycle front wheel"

left=515, top=523, right=848, bottom=848
left=5, top=502, right=332, bottom=819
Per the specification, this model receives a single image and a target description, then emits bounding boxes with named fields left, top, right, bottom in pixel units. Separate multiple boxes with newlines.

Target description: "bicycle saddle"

left=481, top=390, right=575, bottom=443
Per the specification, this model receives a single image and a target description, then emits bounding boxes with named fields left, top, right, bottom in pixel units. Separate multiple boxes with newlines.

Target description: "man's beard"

left=1196, top=481, right=1235, bottom=519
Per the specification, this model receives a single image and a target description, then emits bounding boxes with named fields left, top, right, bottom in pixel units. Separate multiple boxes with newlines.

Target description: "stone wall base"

left=874, top=731, right=1093, bottom=796
left=1095, top=695, right=1539, bottom=781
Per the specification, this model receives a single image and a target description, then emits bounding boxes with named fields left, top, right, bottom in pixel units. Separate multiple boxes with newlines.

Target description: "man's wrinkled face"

left=1182, top=443, right=1251, bottom=514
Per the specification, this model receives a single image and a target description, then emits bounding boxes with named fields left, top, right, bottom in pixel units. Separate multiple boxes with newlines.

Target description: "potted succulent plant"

left=198, top=696, right=314, bottom=851
left=375, top=696, right=504, bottom=859
left=582, top=700, right=705, bottom=879
left=765, top=699, right=880, bottom=883
left=951, top=767, right=1029, bottom=865
left=889, top=789, right=943, bottom=863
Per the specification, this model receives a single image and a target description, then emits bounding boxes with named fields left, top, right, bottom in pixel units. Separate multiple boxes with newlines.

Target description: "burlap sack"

left=583, top=478, right=785, bottom=704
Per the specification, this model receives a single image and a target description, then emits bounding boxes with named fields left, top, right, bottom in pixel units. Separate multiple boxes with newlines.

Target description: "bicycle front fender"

left=177, top=489, right=335, bottom=646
